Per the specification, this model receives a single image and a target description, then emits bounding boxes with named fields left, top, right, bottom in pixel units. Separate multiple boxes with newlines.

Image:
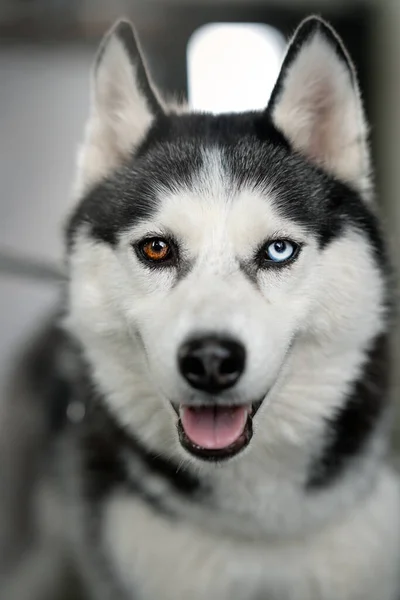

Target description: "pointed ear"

left=267, top=17, right=371, bottom=197
left=75, top=20, right=164, bottom=195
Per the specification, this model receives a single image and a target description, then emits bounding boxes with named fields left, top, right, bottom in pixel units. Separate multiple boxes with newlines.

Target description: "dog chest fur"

left=99, top=467, right=400, bottom=600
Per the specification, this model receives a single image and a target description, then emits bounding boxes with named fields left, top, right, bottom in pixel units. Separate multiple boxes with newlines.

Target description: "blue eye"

left=265, top=240, right=298, bottom=263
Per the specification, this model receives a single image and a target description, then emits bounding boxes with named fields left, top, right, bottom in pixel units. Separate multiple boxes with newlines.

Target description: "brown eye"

left=141, top=238, right=171, bottom=262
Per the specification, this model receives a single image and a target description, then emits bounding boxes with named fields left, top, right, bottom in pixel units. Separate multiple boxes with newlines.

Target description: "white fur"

left=67, top=147, right=386, bottom=462
left=103, top=468, right=400, bottom=600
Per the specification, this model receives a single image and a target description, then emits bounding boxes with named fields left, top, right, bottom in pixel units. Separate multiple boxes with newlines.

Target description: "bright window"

left=187, top=23, right=286, bottom=114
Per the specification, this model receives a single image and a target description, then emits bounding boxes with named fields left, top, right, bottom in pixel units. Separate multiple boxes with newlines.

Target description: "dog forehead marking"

left=136, top=147, right=309, bottom=256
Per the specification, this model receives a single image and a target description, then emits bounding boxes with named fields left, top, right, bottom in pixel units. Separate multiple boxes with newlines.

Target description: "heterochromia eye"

left=140, top=238, right=171, bottom=262
left=264, top=240, right=298, bottom=264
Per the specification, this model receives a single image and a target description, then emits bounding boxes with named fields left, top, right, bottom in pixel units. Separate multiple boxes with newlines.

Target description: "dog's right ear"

left=75, top=20, right=164, bottom=195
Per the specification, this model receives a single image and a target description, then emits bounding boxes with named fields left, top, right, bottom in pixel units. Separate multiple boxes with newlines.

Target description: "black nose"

left=178, top=336, right=246, bottom=394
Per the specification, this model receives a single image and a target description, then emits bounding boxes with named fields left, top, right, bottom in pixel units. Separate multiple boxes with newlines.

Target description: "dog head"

left=65, top=18, right=387, bottom=467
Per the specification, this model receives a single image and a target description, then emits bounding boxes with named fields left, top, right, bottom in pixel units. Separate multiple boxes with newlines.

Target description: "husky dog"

left=3, top=14, right=400, bottom=600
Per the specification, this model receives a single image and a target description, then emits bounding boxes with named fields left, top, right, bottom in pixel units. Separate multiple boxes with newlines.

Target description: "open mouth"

left=177, top=402, right=262, bottom=461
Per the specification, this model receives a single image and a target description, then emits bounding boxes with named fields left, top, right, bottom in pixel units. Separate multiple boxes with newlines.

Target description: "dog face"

left=65, top=19, right=387, bottom=464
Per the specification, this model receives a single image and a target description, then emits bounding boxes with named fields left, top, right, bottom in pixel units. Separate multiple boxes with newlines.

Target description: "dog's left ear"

left=267, top=17, right=370, bottom=197
left=75, top=20, right=164, bottom=195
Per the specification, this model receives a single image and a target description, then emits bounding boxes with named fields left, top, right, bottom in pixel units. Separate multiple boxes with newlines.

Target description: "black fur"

left=307, top=333, right=390, bottom=489
left=67, top=112, right=385, bottom=277
left=15, top=316, right=80, bottom=436
left=42, top=319, right=390, bottom=500
left=13, top=320, right=203, bottom=514
left=74, top=378, right=203, bottom=511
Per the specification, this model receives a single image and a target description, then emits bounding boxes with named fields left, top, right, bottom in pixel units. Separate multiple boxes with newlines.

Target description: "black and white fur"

left=4, top=16, right=400, bottom=600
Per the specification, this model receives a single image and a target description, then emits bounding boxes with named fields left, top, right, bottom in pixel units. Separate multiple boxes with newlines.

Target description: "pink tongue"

left=180, top=406, right=248, bottom=450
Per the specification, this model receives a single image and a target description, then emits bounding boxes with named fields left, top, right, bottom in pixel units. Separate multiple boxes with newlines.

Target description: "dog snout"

left=178, top=336, right=246, bottom=393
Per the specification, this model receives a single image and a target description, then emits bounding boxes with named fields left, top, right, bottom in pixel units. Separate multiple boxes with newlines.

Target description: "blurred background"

left=1, top=0, right=400, bottom=479
left=1, top=0, right=400, bottom=595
